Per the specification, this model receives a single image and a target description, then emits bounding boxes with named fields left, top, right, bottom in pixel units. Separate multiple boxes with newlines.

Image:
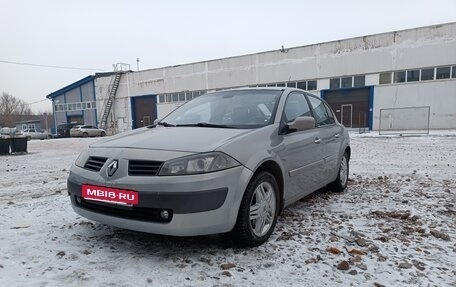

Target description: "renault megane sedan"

left=67, top=88, right=350, bottom=246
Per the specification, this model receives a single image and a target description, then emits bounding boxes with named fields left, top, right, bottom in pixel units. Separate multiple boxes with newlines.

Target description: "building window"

left=276, top=82, right=286, bottom=87
left=353, top=75, right=365, bottom=87
left=194, top=90, right=205, bottom=97
left=76, top=103, right=82, bottom=110
left=287, top=82, right=296, bottom=88
left=267, top=83, right=276, bottom=87
left=436, top=66, right=451, bottom=79
left=166, top=94, right=172, bottom=102
left=452, top=66, right=456, bottom=78
left=379, top=72, right=392, bottom=84
left=407, top=70, right=420, bottom=82
left=341, top=77, right=352, bottom=88
left=330, top=78, right=340, bottom=89
left=186, top=92, right=193, bottom=101
left=393, top=71, right=406, bottom=83
left=159, top=95, right=165, bottom=103
left=421, top=68, right=434, bottom=81
left=297, top=81, right=306, bottom=90
left=307, top=80, right=317, bottom=90
left=178, top=92, right=185, bottom=102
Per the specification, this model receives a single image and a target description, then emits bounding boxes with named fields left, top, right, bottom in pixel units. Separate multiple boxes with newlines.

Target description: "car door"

left=306, top=95, right=344, bottom=183
left=85, top=126, right=94, bottom=136
left=276, top=92, right=326, bottom=204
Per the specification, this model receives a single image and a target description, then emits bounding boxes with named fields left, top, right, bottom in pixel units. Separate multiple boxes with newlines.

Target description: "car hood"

left=90, top=126, right=254, bottom=153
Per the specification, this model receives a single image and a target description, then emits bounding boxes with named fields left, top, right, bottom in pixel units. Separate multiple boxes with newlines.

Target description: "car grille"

left=128, top=160, right=163, bottom=176
left=74, top=196, right=172, bottom=223
left=83, top=156, right=108, bottom=172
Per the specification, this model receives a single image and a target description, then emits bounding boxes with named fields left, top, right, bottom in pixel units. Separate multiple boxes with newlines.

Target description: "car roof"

left=206, top=87, right=314, bottom=94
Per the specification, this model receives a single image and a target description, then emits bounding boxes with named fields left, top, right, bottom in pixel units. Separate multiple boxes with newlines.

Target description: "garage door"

left=323, top=88, right=371, bottom=129
left=131, top=95, right=157, bottom=129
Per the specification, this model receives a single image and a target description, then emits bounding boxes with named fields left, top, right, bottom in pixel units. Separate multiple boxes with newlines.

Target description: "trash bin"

left=0, top=137, right=10, bottom=155
left=10, top=136, right=28, bottom=153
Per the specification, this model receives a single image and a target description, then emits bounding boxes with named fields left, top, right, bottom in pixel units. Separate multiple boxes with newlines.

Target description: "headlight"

left=158, top=152, right=240, bottom=176
left=75, top=149, right=89, bottom=168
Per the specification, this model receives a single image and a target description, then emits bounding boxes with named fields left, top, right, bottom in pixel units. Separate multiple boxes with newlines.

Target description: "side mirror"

left=287, top=116, right=315, bottom=132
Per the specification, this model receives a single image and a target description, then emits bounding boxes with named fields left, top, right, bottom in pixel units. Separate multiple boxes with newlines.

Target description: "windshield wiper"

left=176, top=122, right=237, bottom=129
left=157, top=122, right=176, bottom=127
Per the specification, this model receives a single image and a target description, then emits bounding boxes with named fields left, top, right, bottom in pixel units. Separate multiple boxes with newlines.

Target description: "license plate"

left=82, top=184, right=139, bottom=205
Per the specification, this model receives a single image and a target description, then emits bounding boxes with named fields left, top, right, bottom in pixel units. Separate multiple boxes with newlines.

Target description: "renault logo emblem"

left=107, top=160, right=118, bottom=177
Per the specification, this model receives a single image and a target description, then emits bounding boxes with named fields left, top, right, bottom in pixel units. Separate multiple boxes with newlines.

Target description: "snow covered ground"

left=1, top=132, right=455, bottom=287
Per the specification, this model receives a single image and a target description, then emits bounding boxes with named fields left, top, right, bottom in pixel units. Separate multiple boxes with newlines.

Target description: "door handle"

left=334, top=134, right=340, bottom=138
left=314, top=138, right=322, bottom=144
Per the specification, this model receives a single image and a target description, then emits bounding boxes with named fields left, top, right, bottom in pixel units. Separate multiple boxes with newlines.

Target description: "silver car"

left=70, top=125, right=106, bottom=137
left=21, top=129, right=52, bottom=141
left=68, top=88, right=350, bottom=246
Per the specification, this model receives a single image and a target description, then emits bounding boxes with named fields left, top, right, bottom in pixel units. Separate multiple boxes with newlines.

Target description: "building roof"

left=46, top=75, right=95, bottom=99
left=15, top=119, right=42, bottom=124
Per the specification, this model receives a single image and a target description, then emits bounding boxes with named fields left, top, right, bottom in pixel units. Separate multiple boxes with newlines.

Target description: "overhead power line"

left=27, top=99, right=48, bottom=105
left=0, top=60, right=105, bottom=71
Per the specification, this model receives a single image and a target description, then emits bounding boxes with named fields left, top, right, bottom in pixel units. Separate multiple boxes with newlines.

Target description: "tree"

left=0, top=92, right=32, bottom=127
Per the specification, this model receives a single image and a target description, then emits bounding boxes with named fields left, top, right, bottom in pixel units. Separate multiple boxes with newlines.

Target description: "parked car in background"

left=68, top=88, right=351, bottom=246
left=57, top=123, right=78, bottom=138
left=21, top=129, right=52, bottom=141
left=0, top=127, right=20, bottom=136
left=70, top=125, right=106, bottom=137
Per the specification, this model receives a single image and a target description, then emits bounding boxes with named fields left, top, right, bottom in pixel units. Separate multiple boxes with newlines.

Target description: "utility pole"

left=136, top=58, right=140, bottom=71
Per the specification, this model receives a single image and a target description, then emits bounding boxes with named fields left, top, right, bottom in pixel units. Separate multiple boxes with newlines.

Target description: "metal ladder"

left=99, top=63, right=131, bottom=131
left=99, top=73, right=122, bottom=130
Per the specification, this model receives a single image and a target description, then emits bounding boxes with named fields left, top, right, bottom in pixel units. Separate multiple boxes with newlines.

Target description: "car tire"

left=82, top=132, right=88, bottom=138
left=26, top=136, right=31, bottom=141
left=100, top=131, right=106, bottom=137
left=328, top=152, right=349, bottom=192
left=232, top=171, right=280, bottom=246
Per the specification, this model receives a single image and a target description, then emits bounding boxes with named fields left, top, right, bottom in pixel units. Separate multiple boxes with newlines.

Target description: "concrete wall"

left=373, top=80, right=456, bottom=130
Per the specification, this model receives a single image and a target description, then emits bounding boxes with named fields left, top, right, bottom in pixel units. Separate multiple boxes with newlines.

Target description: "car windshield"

left=160, top=90, right=282, bottom=129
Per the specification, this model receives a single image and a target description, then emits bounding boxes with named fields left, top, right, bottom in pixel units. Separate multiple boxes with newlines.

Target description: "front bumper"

left=68, top=164, right=253, bottom=236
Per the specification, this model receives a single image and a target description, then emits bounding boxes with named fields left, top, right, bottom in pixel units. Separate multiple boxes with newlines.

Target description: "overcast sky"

left=1, top=0, right=455, bottom=113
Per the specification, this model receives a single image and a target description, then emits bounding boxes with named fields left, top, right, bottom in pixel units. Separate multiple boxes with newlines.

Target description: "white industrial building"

left=47, top=22, right=456, bottom=134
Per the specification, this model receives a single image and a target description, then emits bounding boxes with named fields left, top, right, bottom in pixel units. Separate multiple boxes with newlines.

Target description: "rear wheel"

left=82, top=132, right=88, bottom=138
left=329, top=152, right=349, bottom=192
left=100, top=131, right=106, bottom=137
left=232, top=171, right=280, bottom=246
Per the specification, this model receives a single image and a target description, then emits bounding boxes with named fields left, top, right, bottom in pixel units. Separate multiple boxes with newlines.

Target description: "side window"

left=323, top=102, right=336, bottom=124
left=307, top=96, right=333, bottom=126
left=283, top=93, right=312, bottom=123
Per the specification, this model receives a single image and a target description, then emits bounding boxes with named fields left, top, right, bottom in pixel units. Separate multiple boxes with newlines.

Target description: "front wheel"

left=328, top=152, right=349, bottom=192
left=232, top=171, right=280, bottom=246
left=100, top=131, right=106, bottom=137
left=82, top=132, right=88, bottom=138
